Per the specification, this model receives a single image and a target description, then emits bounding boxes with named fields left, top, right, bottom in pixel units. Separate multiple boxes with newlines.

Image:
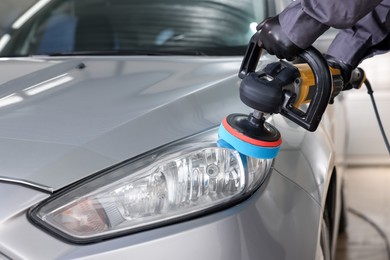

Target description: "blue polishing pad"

left=218, top=123, right=280, bottom=159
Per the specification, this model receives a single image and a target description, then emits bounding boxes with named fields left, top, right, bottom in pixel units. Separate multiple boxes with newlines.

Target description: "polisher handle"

left=282, top=47, right=332, bottom=131
left=238, top=32, right=333, bottom=131
left=238, top=32, right=262, bottom=79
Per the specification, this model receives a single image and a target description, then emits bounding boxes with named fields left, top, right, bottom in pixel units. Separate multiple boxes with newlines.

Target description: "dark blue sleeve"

left=327, top=0, right=390, bottom=67
left=278, top=0, right=383, bottom=49
left=302, top=0, right=382, bottom=28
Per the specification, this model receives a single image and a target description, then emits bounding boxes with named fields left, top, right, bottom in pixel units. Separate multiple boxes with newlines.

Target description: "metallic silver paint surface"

left=0, top=56, right=246, bottom=190
left=0, top=56, right=337, bottom=259
left=0, top=1, right=343, bottom=259
left=273, top=115, right=335, bottom=205
left=0, top=58, right=58, bottom=85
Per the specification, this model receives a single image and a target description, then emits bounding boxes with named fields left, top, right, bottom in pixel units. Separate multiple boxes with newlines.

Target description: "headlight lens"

left=30, top=129, right=272, bottom=243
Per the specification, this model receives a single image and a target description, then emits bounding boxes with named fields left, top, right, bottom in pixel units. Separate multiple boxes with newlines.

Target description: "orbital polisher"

left=218, top=32, right=365, bottom=159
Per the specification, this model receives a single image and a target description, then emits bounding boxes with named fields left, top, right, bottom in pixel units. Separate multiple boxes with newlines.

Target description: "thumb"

left=256, top=17, right=271, bottom=31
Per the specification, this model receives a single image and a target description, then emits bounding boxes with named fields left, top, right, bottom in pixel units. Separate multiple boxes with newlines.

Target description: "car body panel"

left=0, top=55, right=334, bottom=203
left=272, top=117, right=335, bottom=205
left=0, top=56, right=247, bottom=190
left=0, top=0, right=343, bottom=259
left=0, top=58, right=58, bottom=85
left=0, top=84, right=335, bottom=259
left=0, top=55, right=337, bottom=260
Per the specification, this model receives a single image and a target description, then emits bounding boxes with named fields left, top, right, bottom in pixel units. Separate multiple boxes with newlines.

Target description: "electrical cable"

left=341, top=79, right=390, bottom=260
left=364, top=79, right=390, bottom=155
left=348, top=207, right=390, bottom=260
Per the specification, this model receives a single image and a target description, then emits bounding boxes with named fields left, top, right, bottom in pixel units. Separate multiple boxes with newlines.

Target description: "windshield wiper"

left=44, top=46, right=246, bottom=57
left=46, top=49, right=209, bottom=57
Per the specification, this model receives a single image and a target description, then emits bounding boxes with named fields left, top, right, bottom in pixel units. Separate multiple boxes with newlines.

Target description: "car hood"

left=0, top=56, right=248, bottom=191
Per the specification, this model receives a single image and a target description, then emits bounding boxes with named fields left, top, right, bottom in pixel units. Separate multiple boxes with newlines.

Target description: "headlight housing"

left=30, top=128, right=273, bottom=243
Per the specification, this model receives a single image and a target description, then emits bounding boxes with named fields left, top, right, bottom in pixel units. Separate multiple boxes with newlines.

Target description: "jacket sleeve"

left=327, top=0, right=390, bottom=67
left=278, top=0, right=382, bottom=49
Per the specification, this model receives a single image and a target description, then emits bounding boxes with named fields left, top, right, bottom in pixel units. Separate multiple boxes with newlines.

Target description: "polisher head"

left=218, top=113, right=282, bottom=159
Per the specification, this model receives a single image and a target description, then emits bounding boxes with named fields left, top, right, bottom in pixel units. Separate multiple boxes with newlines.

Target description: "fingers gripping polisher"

left=218, top=32, right=333, bottom=159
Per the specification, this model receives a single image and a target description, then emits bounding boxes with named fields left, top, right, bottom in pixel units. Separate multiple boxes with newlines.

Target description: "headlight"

left=30, top=128, right=272, bottom=243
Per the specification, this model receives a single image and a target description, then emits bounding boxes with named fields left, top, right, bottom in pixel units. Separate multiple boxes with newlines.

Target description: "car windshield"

left=0, top=0, right=267, bottom=57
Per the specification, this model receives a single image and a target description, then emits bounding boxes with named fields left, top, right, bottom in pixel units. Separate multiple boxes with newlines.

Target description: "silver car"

left=0, top=0, right=345, bottom=259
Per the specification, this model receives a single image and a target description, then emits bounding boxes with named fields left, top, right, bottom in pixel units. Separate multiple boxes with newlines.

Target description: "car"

left=0, top=0, right=346, bottom=259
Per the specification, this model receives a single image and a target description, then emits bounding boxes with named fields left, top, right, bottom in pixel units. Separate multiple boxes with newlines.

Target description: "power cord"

left=342, top=79, right=390, bottom=260
left=348, top=207, right=390, bottom=260
left=364, top=78, right=390, bottom=154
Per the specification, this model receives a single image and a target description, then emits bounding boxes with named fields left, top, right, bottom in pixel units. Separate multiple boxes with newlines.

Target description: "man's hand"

left=326, top=55, right=366, bottom=103
left=256, top=16, right=302, bottom=61
left=325, top=55, right=353, bottom=85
